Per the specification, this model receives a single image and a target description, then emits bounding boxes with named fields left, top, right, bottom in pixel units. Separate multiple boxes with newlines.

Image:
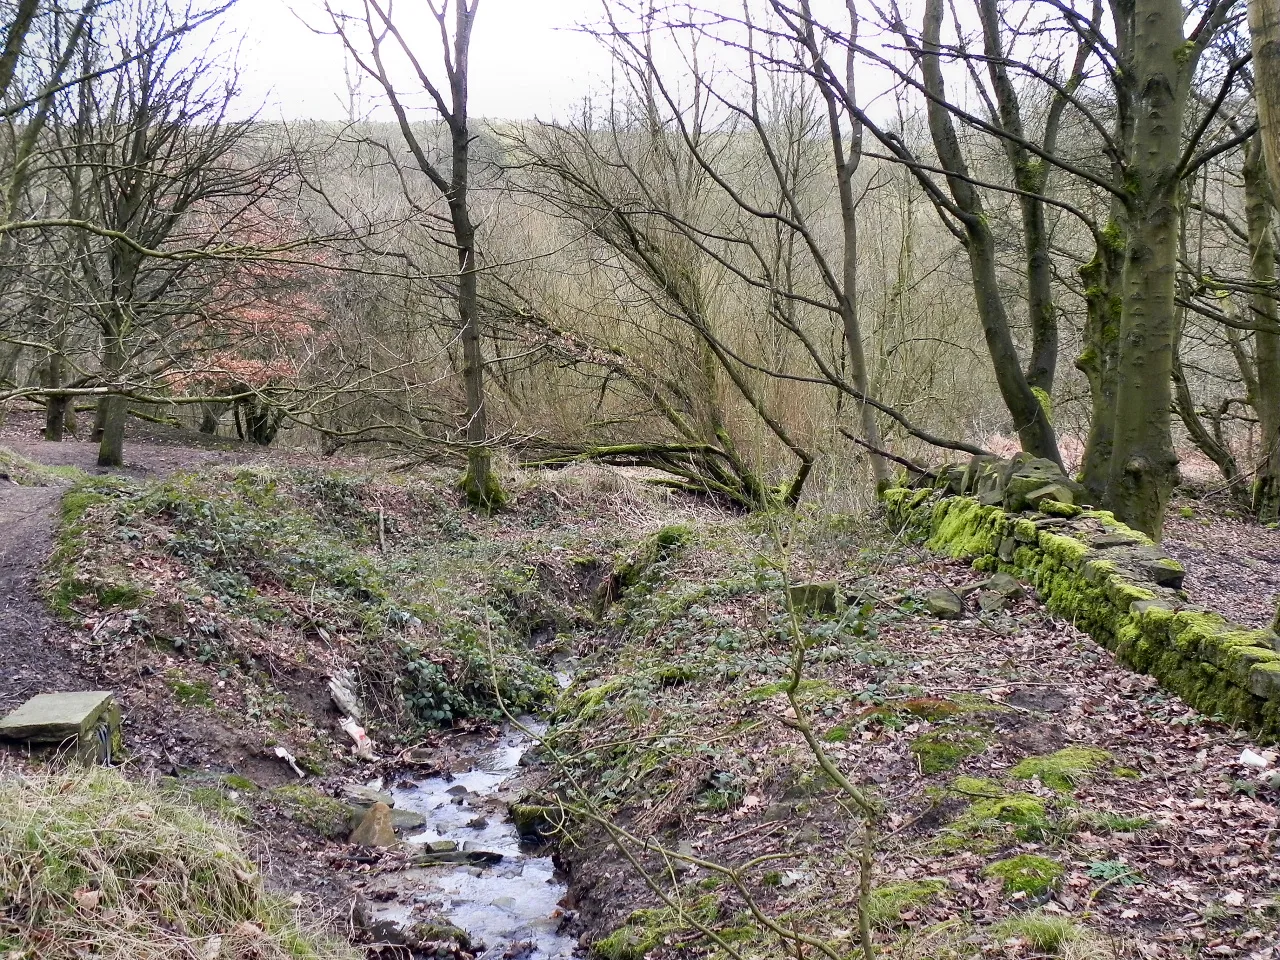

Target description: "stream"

left=368, top=719, right=577, bottom=960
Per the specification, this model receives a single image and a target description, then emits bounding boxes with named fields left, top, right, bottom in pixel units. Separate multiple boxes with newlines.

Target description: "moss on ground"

left=1010, top=746, right=1113, bottom=792
left=0, top=444, right=82, bottom=487
left=910, top=729, right=988, bottom=774
left=994, top=910, right=1093, bottom=953
left=271, top=785, right=353, bottom=840
left=863, top=879, right=946, bottom=928
left=945, top=789, right=1050, bottom=848
left=593, top=897, right=718, bottom=960
left=982, top=854, right=1064, bottom=896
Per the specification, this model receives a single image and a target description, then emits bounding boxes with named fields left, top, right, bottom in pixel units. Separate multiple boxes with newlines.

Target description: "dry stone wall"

left=883, top=456, right=1280, bottom=740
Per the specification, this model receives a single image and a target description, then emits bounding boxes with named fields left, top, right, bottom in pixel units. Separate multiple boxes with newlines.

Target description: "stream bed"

left=369, top=720, right=576, bottom=959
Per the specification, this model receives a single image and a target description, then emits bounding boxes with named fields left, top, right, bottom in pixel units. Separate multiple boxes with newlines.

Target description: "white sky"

left=223, top=0, right=614, bottom=121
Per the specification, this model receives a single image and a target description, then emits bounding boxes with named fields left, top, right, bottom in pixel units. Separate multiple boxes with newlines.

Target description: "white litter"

left=340, top=717, right=376, bottom=760
left=1239, top=748, right=1270, bottom=769
left=273, top=745, right=305, bottom=778
left=328, top=671, right=362, bottom=720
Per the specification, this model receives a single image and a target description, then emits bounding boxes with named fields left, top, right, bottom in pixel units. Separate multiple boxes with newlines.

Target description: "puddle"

left=373, top=720, right=576, bottom=959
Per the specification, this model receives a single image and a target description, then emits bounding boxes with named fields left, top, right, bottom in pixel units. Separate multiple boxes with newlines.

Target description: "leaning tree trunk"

left=919, top=0, right=1061, bottom=467
left=1244, top=137, right=1280, bottom=523
left=1104, top=0, right=1187, bottom=538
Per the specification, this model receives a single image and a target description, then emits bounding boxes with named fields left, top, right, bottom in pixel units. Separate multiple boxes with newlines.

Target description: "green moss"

left=950, top=776, right=1004, bottom=798
left=222, top=774, right=259, bottom=792
left=167, top=673, right=214, bottom=707
left=1010, top=747, right=1112, bottom=792
left=897, top=697, right=963, bottom=721
left=560, top=676, right=630, bottom=721
left=863, top=879, right=946, bottom=928
left=926, top=498, right=1008, bottom=559
left=510, top=802, right=561, bottom=840
left=1070, top=810, right=1154, bottom=833
left=271, top=785, right=352, bottom=839
left=593, top=897, right=717, bottom=960
left=983, top=854, right=1064, bottom=896
left=1112, top=767, right=1141, bottom=780
left=1030, top=387, right=1053, bottom=424
left=458, top=460, right=508, bottom=514
left=609, top=524, right=695, bottom=599
left=910, top=730, right=987, bottom=774
left=950, top=791, right=1050, bottom=843
left=822, top=725, right=851, bottom=743
left=0, top=445, right=83, bottom=487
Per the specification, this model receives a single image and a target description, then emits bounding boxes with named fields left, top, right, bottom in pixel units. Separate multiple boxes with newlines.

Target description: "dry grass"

left=0, top=765, right=358, bottom=960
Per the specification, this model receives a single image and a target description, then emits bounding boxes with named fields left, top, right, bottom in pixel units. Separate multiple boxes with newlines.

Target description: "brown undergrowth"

left=518, top=508, right=1280, bottom=960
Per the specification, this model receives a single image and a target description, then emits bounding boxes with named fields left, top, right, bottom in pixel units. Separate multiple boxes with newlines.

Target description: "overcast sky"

left=223, top=0, right=614, bottom=121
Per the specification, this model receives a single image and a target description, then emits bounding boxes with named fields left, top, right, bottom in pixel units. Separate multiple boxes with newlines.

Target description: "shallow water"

left=374, top=721, right=576, bottom=959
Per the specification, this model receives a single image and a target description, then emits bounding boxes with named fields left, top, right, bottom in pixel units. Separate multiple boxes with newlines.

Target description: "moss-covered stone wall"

left=883, top=460, right=1280, bottom=741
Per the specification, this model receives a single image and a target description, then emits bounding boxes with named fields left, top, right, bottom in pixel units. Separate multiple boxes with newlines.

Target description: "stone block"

left=788, top=581, right=840, bottom=616
left=922, top=587, right=964, bottom=619
left=1247, top=662, right=1280, bottom=699
left=0, top=691, right=120, bottom=764
left=349, top=802, right=398, bottom=847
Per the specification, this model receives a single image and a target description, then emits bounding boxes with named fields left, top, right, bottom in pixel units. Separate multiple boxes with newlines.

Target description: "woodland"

left=3, top=2, right=1280, bottom=960
left=3, top=0, right=1280, bottom=539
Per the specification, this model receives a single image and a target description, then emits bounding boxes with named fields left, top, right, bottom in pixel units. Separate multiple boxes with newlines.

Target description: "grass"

left=993, top=911, right=1111, bottom=957
left=0, top=765, right=358, bottom=959
left=0, top=444, right=82, bottom=486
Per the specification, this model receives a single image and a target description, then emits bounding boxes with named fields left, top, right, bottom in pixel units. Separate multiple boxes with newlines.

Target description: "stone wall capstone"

left=883, top=455, right=1280, bottom=740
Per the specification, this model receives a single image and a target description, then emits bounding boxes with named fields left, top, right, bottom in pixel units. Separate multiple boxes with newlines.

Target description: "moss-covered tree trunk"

left=1103, top=0, right=1187, bottom=538
left=1243, top=137, right=1280, bottom=523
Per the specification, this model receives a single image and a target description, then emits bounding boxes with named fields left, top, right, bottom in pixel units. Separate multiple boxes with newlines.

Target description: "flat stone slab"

left=0, top=691, right=118, bottom=744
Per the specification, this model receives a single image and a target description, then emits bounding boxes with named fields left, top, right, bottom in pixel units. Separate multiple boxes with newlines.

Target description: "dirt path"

left=0, top=482, right=87, bottom=715
left=0, top=410, right=272, bottom=715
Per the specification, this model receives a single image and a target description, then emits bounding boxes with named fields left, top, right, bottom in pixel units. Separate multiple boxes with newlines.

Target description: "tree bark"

left=1243, top=137, right=1280, bottom=522
left=1104, top=0, right=1187, bottom=537
left=1250, top=0, right=1280, bottom=197
left=1077, top=222, right=1124, bottom=502
left=974, top=0, right=1059, bottom=395
left=97, top=335, right=127, bottom=467
left=919, top=0, right=1061, bottom=466
left=43, top=351, right=68, bottom=441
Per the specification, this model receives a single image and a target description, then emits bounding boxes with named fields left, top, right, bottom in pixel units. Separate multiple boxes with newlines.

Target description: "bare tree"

left=325, top=0, right=505, bottom=511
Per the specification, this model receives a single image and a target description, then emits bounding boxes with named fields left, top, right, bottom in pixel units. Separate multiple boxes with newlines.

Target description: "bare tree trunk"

left=833, top=4, right=889, bottom=488
left=919, top=0, right=1061, bottom=466
left=1250, top=0, right=1280, bottom=196
left=97, top=326, right=126, bottom=467
left=1104, top=0, right=1186, bottom=537
left=43, top=351, right=68, bottom=441
left=974, top=0, right=1068, bottom=395
left=1077, top=222, right=1124, bottom=501
left=1244, top=137, right=1280, bottom=522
